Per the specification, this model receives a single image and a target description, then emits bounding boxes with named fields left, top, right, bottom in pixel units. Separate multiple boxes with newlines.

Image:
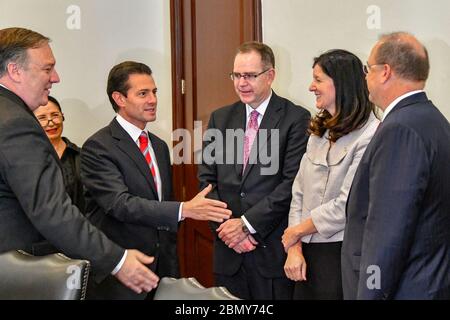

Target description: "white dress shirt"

left=241, top=91, right=272, bottom=234
left=116, top=114, right=163, bottom=201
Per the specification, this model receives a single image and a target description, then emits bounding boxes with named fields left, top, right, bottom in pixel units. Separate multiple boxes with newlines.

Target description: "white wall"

left=262, top=0, right=450, bottom=120
left=0, top=0, right=173, bottom=147
left=3, top=0, right=448, bottom=148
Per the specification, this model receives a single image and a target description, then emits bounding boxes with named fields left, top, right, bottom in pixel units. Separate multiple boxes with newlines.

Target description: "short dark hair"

left=107, top=61, right=153, bottom=112
left=0, top=27, right=50, bottom=77
left=309, top=49, right=374, bottom=142
left=237, top=41, right=275, bottom=69
left=375, top=32, right=429, bottom=82
left=46, top=95, right=64, bottom=121
left=47, top=95, right=62, bottom=112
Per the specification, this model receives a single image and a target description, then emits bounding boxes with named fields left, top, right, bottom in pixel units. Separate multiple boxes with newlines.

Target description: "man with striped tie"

left=81, top=61, right=231, bottom=299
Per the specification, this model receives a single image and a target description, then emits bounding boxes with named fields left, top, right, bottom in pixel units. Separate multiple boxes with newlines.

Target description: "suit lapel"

left=241, top=94, right=282, bottom=183
left=230, top=104, right=247, bottom=177
left=148, top=133, right=168, bottom=201
left=110, top=119, right=159, bottom=198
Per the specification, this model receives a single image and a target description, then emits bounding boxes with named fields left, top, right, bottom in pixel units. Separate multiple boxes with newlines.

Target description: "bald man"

left=342, top=32, right=450, bottom=299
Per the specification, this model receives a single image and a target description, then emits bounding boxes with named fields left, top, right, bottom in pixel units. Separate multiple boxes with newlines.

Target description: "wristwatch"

left=240, top=217, right=250, bottom=235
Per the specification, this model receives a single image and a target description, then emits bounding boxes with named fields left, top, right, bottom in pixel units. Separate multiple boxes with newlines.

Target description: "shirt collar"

left=245, top=90, right=272, bottom=118
left=0, top=83, right=12, bottom=92
left=382, top=90, right=424, bottom=121
left=116, top=114, right=147, bottom=143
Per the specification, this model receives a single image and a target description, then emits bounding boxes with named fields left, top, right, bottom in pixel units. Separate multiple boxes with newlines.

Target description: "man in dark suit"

left=0, top=27, right=159, bottom=295
left=81, top=61, right=231, bottom=299
left=198, top=41, right=310, bottom=299
left=342, top=32, right=450, bottom=299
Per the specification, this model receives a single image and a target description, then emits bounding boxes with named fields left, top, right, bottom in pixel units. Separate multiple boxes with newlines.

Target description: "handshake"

left=115, top=184, right=232, bottom=294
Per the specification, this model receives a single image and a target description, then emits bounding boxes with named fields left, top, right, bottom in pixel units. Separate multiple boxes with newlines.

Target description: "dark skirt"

left=293, top=241, right=343, bottom=300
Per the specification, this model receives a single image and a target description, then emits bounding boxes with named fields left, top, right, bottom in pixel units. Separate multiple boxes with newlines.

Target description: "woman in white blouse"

left=282, top=49, right=379, bottom=299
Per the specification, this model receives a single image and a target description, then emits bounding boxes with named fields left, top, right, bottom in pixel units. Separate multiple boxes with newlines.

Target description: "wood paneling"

left=171, top=0, right=262, bottom=287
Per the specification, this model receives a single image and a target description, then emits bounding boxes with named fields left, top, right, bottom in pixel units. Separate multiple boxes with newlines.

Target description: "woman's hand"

left=282, top=225, right=302, bottom=251
left=282, top=218, right=317, bottom=251
left=284, top=245, right=307, bottom=281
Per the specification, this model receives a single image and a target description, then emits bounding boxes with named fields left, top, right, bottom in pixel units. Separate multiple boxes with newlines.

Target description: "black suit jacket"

left=342, top=92, right=450, bottom=299
left=0, top=86, right=123, bottom=282
left=198, top=92, right=310, bottom=278
left=81, top=118, right=180, bottom=299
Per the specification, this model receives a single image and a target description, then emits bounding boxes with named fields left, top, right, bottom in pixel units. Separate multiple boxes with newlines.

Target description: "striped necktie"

left=139, top=131, right=157, bottom=191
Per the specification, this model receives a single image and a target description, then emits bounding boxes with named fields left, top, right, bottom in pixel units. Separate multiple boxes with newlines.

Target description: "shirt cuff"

left=241, top=215, right=256, bottom=234
left=111, top=250, right=127, bottom=275
left=178, top=202, right=184, bottom=222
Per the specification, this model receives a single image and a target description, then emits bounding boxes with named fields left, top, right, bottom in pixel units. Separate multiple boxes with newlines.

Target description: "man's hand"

left=114, top=249, right=159, bottom=294
left=217, top=218, right=248, bottom=248
left=182, top=184, right=232, bottom=222
left=233, top=235, right=258, bottom=254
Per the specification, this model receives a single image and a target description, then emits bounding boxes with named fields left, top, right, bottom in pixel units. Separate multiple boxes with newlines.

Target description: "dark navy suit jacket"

left=342, top=92, right=450, bottom=299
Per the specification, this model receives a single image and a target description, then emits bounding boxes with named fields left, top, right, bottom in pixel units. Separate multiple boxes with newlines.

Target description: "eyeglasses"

left=229, top=68, right=271, bottom=81
left=363, top=62, right=385, bottom=75
left=36, top=114, right=62, bottom=126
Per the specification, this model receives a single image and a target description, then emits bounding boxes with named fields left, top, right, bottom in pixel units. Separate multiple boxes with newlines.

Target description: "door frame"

left=170, top=0, right=262, bottom=278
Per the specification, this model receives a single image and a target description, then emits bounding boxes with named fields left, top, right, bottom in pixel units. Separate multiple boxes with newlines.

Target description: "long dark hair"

left=309, top=49, right=374, bottom=142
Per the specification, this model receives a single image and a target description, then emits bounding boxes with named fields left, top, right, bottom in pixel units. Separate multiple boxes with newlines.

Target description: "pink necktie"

left=243, top=110, right=259, bottom=171
left=139, top=132, right=158, bottom=191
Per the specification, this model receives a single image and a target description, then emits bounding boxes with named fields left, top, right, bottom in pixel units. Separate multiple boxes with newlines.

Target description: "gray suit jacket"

left=342, top=92, right=450, bottom=299
left=0, top=86, right=123, bottom=282
left=289, top=113, right=379, bottom=243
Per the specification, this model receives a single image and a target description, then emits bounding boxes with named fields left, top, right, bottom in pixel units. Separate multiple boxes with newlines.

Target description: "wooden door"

left=170, top=0, right=261, bottom=287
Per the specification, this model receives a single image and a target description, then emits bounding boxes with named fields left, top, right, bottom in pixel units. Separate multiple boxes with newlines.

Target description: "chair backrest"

left=153, top=277, right=241, bottom=300
left=0, top=250, right=90, bottom=300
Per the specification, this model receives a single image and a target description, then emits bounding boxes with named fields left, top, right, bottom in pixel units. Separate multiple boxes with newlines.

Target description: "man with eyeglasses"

left=363, top=62, right=384, bottom=75
left=342, top=32, right=450, bottom=299
left=198, top=41, right=310, bottom=299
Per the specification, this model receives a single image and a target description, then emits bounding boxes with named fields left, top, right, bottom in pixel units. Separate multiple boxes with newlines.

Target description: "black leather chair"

left=0, top=250, right=90, bottom=300
left=153, top=277, right=241, bottom=300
